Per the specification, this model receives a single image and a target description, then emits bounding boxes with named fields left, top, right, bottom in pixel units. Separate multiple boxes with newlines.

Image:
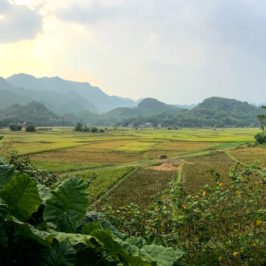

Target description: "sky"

left=0, top=0, right=265, bottom=105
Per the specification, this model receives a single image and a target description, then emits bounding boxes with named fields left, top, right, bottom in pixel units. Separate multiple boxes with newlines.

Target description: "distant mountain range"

left=1, top=74, right=136, bottom=114
left=0, top=74, right=263, bottom=128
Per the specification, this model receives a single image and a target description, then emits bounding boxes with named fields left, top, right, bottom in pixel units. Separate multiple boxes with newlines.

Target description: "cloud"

left=1, top=0, right=266, bottom=104
left=0, top=0, right=43, bottom=43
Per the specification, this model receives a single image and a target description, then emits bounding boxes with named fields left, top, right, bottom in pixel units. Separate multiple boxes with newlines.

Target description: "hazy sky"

left=0, top=0, right=265, bottom=104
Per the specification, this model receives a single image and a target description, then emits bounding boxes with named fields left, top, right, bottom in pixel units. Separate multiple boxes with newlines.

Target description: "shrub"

left=104, top=162, right=266, bottom=265
left=74, top=123, right=104, bottom=133
left=91, top=127, right=98, bottom=133
left=255, top=132, right=266, bottom=144
left=74, top=122, right=83, bottom=131
left=25, top=124, right=36, bottom=132
left=9, top=123, right=22, bottom=131
left=9, top=153, right=57, bottom=186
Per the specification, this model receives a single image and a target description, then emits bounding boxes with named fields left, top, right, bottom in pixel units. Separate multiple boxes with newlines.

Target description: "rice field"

left=0, top=127, right=264, bottom=209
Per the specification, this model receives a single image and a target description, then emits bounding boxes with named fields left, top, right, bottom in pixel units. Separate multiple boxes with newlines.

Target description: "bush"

left=255, top=132, right=266, bottom=144
left=9, top=153, right=58, bottom=186
left=25, top=124, right=36, bottom=132
left=74, top=122, right=83, bottom=131
left=91, top=127, right=98, bottom=133
left=9, top=123, right=22, bottom=131
left=104, top=162, right=266, bottom=265
left=74, top=123, right=104, bottom=133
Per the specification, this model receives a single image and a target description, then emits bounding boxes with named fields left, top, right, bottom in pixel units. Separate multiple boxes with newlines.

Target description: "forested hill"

left=118, top=97, right=260, bottom=128
left=96, top=98, right=180, bottom=123
left=0, top=102, right=62, bottom=126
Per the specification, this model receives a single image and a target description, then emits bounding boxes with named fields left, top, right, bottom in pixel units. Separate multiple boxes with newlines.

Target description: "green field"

left=0, top=127, right=265, bottom=209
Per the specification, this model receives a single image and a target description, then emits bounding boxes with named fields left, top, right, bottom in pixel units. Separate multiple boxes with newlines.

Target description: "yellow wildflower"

left=218, top=182, right=223, bottom=187
left=256, top=219, right=262, bottom=226
left=233, top=252, right=238, bottom=257
left=202, top=191, right=206, bottom=197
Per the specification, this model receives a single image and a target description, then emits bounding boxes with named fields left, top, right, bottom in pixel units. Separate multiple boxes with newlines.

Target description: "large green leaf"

left=1, top=175, right=41, bottom=221
left=9, top=217, right=53, bottom=247
left=112, top=234, right=155, bottom=266
left=0, top=160, right=15, bottom=189
left=44, top=177, right=89, bottom=232
left=141, top=244, right=185, bottom=266
left=41, top=239, right=76, bottom=266
left=90, top=229, right=123, bottom=256
left=38, top=184, right=52, bottom=203
left=51, top=230, right=100, bottom=248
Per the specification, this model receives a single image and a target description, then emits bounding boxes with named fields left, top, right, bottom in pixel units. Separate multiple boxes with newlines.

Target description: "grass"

left=31, top=160, right=103, bottom=173
left=69, top=166, right=135, bottom=203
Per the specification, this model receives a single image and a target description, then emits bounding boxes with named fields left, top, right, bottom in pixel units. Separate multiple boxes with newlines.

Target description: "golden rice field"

left=0, top=127, right=265, bottom=209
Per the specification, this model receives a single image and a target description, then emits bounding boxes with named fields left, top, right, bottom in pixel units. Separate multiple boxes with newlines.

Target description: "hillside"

left=0, top=101, right=62, bottom=126
left=119, top=97, right=260, bottom=128
left=5, top=74, right=136, bottom=113
left=190, top=97, right=259, bottom=127
left=0, top=78, right=32, bottom=109
left=95, top=98, right=181, bottom=124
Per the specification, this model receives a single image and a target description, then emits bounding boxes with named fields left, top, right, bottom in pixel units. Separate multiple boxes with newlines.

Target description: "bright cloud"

left=0, top=0, right=43, bottom=42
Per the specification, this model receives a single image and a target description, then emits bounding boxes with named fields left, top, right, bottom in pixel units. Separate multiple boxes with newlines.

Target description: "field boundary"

left=93, top=167, right=139, bottom=207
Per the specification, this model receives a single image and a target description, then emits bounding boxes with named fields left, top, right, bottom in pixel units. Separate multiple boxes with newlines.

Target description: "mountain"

left=4, top=74, right=136, bottom=114
left=0, top=78, right=32, bottom=109
left=190, top=97, right=259, bottom=126
left=96, top=98, right=180, bottom=123
left=119, top=97, right=260, bottom=128
left=0, top=101, right=62, bottom=126
left=0, top=74, right=261, bottom=128
left=175, top=104, right=197, bottom=109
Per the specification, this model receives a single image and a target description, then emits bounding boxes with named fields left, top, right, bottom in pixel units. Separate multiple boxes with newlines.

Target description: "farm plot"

left=112, top=140, right=160, bottom=153
left=182, top=152, right=234, bottom=194
left=145, top=141, right=214, bottom=159
left=229, top=146, right=266, bottom=169
left=30, top=141, right=146, bottom=168
left=101, top=168, right=178, bottom=210
left=133, top=128, right=257, bottom=142
left=63, top=166, right=135, bottom=203
left=32, top=160, right=102, bottom=173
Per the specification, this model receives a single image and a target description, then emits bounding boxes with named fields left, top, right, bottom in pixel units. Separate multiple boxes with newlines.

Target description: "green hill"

left=95, top=98, right=180, bottom=124
left=0, top=101, right=62, bottom=126
left=119, top=97, right=260, bottom=128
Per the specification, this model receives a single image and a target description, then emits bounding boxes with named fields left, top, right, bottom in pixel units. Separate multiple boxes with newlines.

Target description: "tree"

left=255, top=106, right=266, bottom=144
left=74, top=122, right=83, bottom=132
left=91, top=127, right=98, bottom=133
left=25, top=124, right=36, bottom=132
left=9, top=123, right=22, bottom=131
left=257, top=106, right=266, bottom=133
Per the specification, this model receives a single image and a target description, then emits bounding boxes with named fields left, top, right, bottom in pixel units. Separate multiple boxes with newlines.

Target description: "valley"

left=1, top=127, right=264, bottom=210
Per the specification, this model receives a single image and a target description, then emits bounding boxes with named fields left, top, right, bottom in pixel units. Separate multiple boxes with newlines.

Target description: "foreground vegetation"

left=104, top=162, right=265, bottom=265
